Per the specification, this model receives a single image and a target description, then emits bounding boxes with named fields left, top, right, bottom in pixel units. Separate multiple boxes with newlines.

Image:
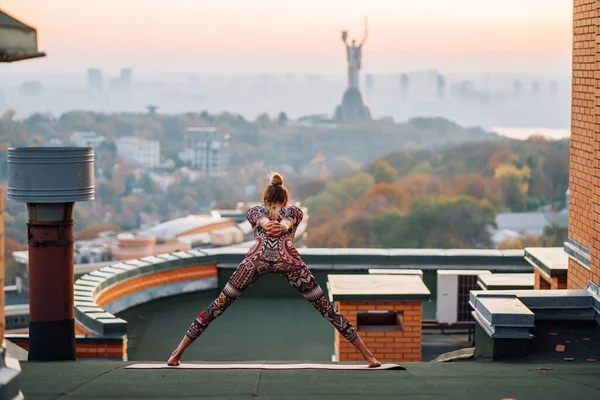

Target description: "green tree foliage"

left=304, top=173, right=375, bottom=215
left=370, top=196, right=495, bottom=248
left=295, top=179, right=326, bottom=199
left=499, top=173, right=528, bottom=211
left=278, top=112, right=289, bottom=126
left=366, top=160, right=399, bottom=184
left=541, top=223, right=568, bottom=247
left=140, top=174, right=158, bottom=194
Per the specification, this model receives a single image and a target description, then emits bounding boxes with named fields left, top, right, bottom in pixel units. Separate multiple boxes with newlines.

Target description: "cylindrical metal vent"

left=7, top=147, right=95, bottom=203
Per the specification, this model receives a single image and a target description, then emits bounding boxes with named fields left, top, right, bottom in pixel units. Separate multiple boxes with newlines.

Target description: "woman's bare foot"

left=366, top=356, right=381, bottom=368
left=167, top=350, right=182, bottom=366
left=348, top=336, right=381, bottom=368
left=167, top=335, right=194, bottom=366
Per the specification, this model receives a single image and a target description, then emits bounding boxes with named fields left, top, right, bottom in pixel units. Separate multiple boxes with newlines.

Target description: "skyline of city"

left=1, top=66, right=570, bottom=130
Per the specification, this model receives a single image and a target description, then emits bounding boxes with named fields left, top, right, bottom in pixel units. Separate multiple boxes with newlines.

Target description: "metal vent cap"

left=7, top=147, right=95, bottom=203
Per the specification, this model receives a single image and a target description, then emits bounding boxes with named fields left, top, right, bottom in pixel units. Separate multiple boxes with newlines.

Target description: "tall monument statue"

left=334, top=18, right=372, bottom=123
left=342, top=20, right=367, bottom=90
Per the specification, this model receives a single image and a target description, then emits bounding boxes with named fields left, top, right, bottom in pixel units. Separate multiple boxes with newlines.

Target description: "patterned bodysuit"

left=185, top=205, right=358, bottom=343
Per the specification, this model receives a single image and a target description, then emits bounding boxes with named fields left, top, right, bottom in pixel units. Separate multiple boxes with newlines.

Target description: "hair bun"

left=270, top=173, right=284, bottom=186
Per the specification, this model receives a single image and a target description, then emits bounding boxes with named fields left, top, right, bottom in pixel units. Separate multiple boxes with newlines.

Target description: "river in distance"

left=491, top=127, right=571, bottom=141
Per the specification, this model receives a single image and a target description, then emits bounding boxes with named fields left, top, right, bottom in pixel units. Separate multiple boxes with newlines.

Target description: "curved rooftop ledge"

left=73, top=247, right=531, bottom=337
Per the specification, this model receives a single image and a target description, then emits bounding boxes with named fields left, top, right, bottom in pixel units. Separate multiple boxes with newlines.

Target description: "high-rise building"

left=531, top=80, right=541, bottom=96
left=436, top=74, right=446, bottom=99
left=87, top=68, right=103, bottom=92
left=120, top=68, right=132, bottom=88
left=513, top=80, right=523, bottom=96
left=458, top=80, right=474, bottom=101
left=550, top=81, right=558, bottom=96
left=180, top=127, right=230, bottom=176
left=400, top=74, right=409, bottom=99
left=115, top=137, right=160, bottom=168
left=365, top=74, right=374, bottom=92
left=18, top=81, right=44, bottom=97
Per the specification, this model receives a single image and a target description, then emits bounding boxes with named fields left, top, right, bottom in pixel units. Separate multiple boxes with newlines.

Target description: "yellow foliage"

left=494, top=163, right=531, bottom=180
left=498, top=233, right=542, bottom=249
left=494, top=163, right=531, bottom=193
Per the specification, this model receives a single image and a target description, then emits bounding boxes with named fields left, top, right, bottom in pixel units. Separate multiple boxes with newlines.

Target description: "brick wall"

left=9, top=336, right=127, bottom=360
left=0, top=186, right=5, bottom=343
left=334, top=301, right=422, bottom=362
left=533, top=268, right=567, bottom=290
left=569, top=0, right=600, bottom=288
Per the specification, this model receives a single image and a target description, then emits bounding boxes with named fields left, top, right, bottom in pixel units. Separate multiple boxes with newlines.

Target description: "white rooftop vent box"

left=436, top=270, right=491, bottom=324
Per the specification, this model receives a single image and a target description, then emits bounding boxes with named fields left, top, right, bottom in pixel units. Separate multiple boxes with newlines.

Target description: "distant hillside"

left=2, top=111, right=502, bottom=175
left=297, top=136, right=569, bottom=249
left=265, top=117, right=503, bottom=170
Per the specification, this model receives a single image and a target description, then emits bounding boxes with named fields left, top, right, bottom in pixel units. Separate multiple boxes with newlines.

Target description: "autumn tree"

left=371, top=196, right=496, bottom=249
left=140, top=174, right=159, bottom=194
left=395, top=173, right=446, bottom=199
left=295, top=179, right=326, bottom=199
left=1, top=109, right=16, bottom=121
left=498, top=234, right=542, bottom=249
left=499, top=173, right=528, bottom=211
left=540, top=223, right=568, bottom=247
left=369, top=210, right=407, bottom=248
left=366, top=160, right=399, bottom=184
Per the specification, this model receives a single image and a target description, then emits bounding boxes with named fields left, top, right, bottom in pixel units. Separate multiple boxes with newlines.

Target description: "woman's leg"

left=280, top=266, right=381, bottom=367
left=167, top=261, right=261, bottom=365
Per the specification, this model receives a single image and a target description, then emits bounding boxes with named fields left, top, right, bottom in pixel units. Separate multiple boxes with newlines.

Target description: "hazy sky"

left=3, top=0, right=572, bottom=77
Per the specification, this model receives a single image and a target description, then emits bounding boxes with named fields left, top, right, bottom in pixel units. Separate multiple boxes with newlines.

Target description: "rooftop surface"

left=16, top=271, right=600, bottom=400
left=17, top=290, right=600, bottom=400
left=21, top=359, right=600, bottom=400
left=117, top=291, right=467, bottom=363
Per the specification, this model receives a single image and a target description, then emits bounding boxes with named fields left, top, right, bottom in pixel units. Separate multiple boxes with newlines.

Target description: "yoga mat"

left=126, top=363, right=406, bottom=371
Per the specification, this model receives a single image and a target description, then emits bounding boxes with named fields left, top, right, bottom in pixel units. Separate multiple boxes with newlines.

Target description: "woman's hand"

left=264, top=221, right=284, bottom=237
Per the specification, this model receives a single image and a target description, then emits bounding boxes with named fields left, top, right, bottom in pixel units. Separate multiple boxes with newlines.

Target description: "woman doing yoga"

left=167, top=173, right=381, bottom=368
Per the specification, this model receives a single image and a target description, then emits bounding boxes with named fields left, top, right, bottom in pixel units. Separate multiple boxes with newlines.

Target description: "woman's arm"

left=280, top=206, right=304, bottom=231
left=247, top=206, right=270, bottom=229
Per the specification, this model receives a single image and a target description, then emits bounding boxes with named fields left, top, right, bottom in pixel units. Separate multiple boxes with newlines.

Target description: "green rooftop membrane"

left=20, top=359, right=600, bottom=399
left=119, top=291, right=337, bottom=363
left=117, top=290, right=470, bottom=364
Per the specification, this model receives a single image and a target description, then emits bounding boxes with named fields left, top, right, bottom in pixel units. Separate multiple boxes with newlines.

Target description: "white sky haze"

left=2, top=0, right=573, bottom=76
